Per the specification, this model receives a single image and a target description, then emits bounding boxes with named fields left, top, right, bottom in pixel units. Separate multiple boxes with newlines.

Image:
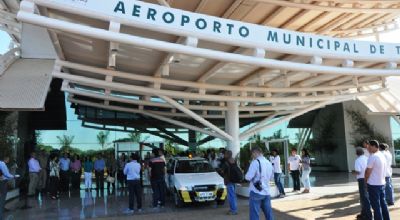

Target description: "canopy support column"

left=225, top=101, right=240, bottom=158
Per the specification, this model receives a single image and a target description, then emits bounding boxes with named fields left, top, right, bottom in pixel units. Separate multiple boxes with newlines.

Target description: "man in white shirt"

left=379, top=143, right=395, bottom=206
left=354, top=147, right=372, bottom=220
left=362, top=140, right=370, bottom=157
left=270, top=149, right=285, bottom=198
left=28, top=152, right=41, bottom=196
left=245, top=147, right=274, bottom=220
left=365, top=140, right=391, bottom=220
left=123, top=153, right=142, bottom=214
left=288, top=148, right=301, bottom=192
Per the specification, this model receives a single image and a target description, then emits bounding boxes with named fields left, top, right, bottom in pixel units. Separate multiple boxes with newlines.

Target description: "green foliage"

left=394, top=138, right=400, bottom=150
left=37, top=144, right=56, bottom=153
left=96, top=131, right=110, bottom=149
left=308, top=112, right=338, bottom=154
left=128, top=131, right=149, bottom=143
left=0, top=112, right=14, bottom=159
left=57, top=134, right=75, bottom=148
left=346, top=109, right=389, bottom=147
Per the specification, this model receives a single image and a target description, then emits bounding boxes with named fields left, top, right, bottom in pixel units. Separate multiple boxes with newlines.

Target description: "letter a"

left=114, top=1, right=125, bottom=14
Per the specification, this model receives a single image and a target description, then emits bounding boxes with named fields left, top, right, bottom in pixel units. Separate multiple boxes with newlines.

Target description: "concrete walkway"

left=4, top=174, right=399, bottom=220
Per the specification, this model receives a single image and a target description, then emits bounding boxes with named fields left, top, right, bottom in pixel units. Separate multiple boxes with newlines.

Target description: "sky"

left=1, top=21, right=400, bottom=151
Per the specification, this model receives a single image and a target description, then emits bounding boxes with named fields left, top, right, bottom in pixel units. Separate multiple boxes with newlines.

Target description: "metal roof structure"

left=1, top=0, right=400, bottom=154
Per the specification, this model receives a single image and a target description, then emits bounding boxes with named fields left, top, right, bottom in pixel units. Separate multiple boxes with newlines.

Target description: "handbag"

left=106, top=176, right=115, bottom=183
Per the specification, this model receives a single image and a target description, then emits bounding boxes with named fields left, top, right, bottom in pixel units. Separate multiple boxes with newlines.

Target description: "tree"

left=128, top=131, right=149, bottom=143
left=57, top=135, right=74, bottom=148
left=394, top=138, right=400, bottom=150
left=96, top=131, right=110, bottom=149
left=0, top=112, right=14, bottom=159
left=35, top=130, right=43, bottom=145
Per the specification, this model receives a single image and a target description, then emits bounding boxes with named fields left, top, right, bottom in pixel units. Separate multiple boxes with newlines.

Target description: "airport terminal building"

left=1, top=0, right=400, bottom=172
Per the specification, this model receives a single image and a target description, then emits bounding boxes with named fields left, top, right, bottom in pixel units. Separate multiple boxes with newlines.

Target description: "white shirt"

left=124, top=160, right=141, bottom=180
left=354, top=155, right=368, bottom=179
left=288, top=155, right=301, bottom=171
left=245, top=156, right=274, bottom=196
left=367, top=151, right=386, bottom=186
left=269, top=155, right=282, bottom=173
left=28, top=158, right=41, bottom=173
left=382, top=150, right=393, bottom=177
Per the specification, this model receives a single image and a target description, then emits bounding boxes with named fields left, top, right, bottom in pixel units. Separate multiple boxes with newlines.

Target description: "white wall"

left=342, top=100, right=393, bottom=172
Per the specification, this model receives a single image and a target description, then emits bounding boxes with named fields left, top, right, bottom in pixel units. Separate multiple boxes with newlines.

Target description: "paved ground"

left=4, top=173, right=400, bottom=220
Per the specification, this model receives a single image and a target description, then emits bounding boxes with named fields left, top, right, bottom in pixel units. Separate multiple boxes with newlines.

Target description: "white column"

left=225, top=101, right=240, bottom=157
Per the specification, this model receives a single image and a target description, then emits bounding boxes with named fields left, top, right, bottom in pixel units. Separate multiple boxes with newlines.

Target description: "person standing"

left=94, top=154, right=105, bottom=191
left=83, top=157, right=93, bottom=190
left=28, top=152, right=41, bottom=196
left=288, top=148, right=301, bottom=192
left=0, top=156, right=17, bottom=219
left=59, top=153, right=71, bottom=192
left=354, top=147, right=372, bottom=220
left=245, top=146, right=274, bottom=220
left=106, top=154, right=116, bottom=193
left=300, top=149, right=312, bottom=194
left=149, top=148, right=166, bottom=208
left=365, top=140, right=391, bottom=220
left=379, top=143, right=395, bottom=206
left=48, top=155, right=60, bottom=200
left=269, top=149, right=285, bottom=198
left=221, top=150, right=239, bottom=215
left=123, top=153, right=142, bottom=214
left=70, top=155, right=82, bottom=190
left=363, top=140, right=371, bottom=157
left=117, top=153, right=127, bottom=189
left=37, top=150, right=48, bottom=194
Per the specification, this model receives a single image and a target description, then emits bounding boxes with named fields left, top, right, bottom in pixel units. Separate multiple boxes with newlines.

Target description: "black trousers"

left=128, top=180, right=142, bottom=210
left=290, top=170, right=301, bottom=191
left=95, top=170, right=104, bottom=190
left=59, top=170, right=70, bottom=192
left=49, top=176, right=59, bottom=197
left=151, top=178, right=166, bottom=207
left=71, top=172, right=81, bottom=190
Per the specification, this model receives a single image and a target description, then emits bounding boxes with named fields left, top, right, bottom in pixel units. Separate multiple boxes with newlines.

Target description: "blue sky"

left=1, top=24, right=400, bottom=150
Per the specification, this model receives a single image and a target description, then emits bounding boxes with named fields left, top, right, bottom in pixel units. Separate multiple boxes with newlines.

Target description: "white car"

left=166, top=157, right=227, bottom=207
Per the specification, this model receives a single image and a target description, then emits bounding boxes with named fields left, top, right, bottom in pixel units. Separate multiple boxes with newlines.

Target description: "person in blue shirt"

left=59, top=153, right=71, bottom=192
left=123, top=153, right=142, bottom=214
left=94, top=154, right=106, bottom=191
left=0, top=155, right=17, bottom=218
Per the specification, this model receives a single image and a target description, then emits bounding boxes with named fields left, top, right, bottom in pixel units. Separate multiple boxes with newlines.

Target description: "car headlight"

left=217, top=184, right=226, bottom=189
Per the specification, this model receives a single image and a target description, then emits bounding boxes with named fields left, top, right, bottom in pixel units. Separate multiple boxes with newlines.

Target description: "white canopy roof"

left=0, top=58, right=54, bottom=110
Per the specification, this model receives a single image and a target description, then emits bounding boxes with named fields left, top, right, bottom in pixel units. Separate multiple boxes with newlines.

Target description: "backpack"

left=229, top=163, right=244, bottom=183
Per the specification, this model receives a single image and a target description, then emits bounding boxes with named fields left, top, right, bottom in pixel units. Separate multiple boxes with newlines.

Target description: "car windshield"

left=175, top=160, right=215, bottom=173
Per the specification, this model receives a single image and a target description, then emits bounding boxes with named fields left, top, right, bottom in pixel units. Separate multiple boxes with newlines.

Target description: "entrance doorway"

left=264, top=139, right=289, bottom=176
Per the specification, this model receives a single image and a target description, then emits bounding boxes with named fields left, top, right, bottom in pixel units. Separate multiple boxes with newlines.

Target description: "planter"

left=236, top=183, right=279, bottom=198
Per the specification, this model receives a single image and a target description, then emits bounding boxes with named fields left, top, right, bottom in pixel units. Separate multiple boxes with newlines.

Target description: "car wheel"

left=216, top=199, right=225, bottom=206
left=174, top=190, right=184, bottom=208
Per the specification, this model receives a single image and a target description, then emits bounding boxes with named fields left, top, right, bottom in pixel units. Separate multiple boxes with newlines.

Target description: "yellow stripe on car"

left=180, top=190, right=192, bottom=203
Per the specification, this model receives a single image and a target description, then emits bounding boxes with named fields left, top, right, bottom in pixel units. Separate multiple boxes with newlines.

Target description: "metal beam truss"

left=17, top=0, right=400, bottom=142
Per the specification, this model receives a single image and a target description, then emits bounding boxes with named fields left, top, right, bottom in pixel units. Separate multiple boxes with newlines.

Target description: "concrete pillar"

left=225, top=102, right=240, bottom=157
left=188, top=129, right=197, bottom=152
